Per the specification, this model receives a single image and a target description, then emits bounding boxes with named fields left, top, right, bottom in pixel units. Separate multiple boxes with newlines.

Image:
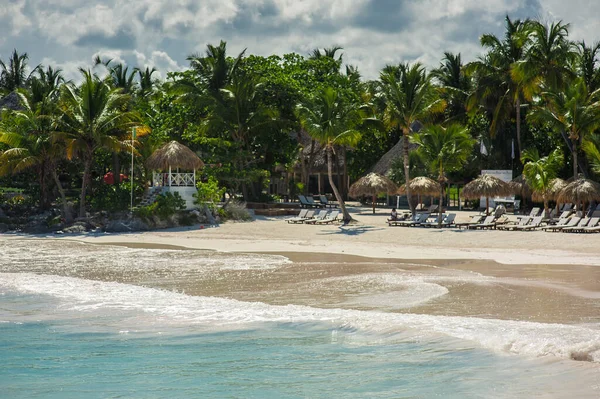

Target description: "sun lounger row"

left=388, top=213, right=456, bottom=228
left=285, top=209, right=340, bottom=224
left=298, top=195, right=338, bottom=208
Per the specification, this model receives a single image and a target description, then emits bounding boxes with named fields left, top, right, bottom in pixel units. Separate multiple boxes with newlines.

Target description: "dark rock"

left=63, top=225, right=87, bottom=234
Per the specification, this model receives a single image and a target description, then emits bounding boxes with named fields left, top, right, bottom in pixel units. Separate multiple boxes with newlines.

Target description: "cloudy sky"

left=1, top=0, right=599, bottom=81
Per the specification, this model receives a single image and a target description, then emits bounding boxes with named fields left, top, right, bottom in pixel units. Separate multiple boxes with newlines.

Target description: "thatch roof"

left=294, top=130, right=346, bottom=172
left=0, top=92, right=22, bottom=112
left=146, top=141, right=204, bottom=170
left=369, top=137, right=418, bottom=176
left=398, top=176, right=440, bottom=196
left=532, top=178, right=568, bottom=202
left=349, top=173, right=397, bottom=198
left=462, top=174, right=511, bottom=199
left=557, top=178, right=600, bottom=204
left=508, top=174, right=531, bottom=197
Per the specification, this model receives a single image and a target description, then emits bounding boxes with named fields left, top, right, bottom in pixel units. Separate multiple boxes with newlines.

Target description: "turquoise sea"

left=1, top=239, right=599, bottom=398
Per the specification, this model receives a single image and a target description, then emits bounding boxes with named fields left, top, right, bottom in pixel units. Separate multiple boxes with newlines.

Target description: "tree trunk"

left=112, top=152, right=120, bottom=186
left=327, top=146, right=351, bottom=224
left=402, top=133, right=414, bottom=214
left=515, top=98, right=522, bottom=162
left=39, top=163, right=49, bottom=210
left=572, top=139, right=578, bottom=178
left=79, top=158, right=92, bottom=218
left=438, top=182, right=444, bottom=226
left=372, top=195, right=376, bottom=214
left=52, top=170, right=72, bottom=223
left=486, top=197, right=490, bottom=216
left=543, top=198, right=550, bottom=219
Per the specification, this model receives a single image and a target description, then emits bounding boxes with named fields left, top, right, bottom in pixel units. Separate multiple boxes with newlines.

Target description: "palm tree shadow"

left=319, top=225, right=384, bottom=236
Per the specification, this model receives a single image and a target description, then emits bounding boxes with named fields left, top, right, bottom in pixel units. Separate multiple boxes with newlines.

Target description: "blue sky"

left=1, top=0, right=598, bottom=81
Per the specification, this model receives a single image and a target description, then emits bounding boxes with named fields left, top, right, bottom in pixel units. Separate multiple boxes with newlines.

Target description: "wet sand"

left=35, top=240, right=600, bottom=325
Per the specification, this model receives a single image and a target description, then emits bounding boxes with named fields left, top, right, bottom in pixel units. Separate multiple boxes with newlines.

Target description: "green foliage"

left=194, top=176, right=226, bottom=206
left=90, top=182, right=143, bottom=212
left=222, top=200, right=252, bottom=221
left=135, top=192, right=186, bottom=221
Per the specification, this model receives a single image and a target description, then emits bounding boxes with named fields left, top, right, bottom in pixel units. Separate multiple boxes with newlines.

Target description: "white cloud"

left=3, top=0, right=600, bottom=82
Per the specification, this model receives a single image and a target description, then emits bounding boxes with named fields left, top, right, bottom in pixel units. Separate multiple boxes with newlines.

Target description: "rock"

left=63, top=225, right=87, bottom=234
left=104, top=219, right=149, bottom=233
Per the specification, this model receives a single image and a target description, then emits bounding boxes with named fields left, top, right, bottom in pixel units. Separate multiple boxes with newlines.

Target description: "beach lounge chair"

left=288, top=209, right=315, bottom=223
left=286, top=209, right=309, bottom=223
left=304, top=210, right=329, bottom=224
left=579, top=217, right=600, bottom=233
left=467, top=215, right=497, bottom=230
left=306, top=196, right=325, bottom=208
left=421, top=213, right=456, bottom=228
left=455, top=215, right=484, bottom=229
left=542, top=216, right=581, bottom=232
left=514, top=216, right=544, bottom=231
left=390, top=213, right=429, bottom=227
left=314, top=210, right=340, bottom=224
left=562, top=217, right=591, bottom=233
left=319, top=195, right=338, bottom=208
left=540, top=216, right=570, bottom=231
left=526, top=207, right=541, bottom=217
left=298, top=195, right=314, bottom=208
left=497, top=217, right=531, bottom=231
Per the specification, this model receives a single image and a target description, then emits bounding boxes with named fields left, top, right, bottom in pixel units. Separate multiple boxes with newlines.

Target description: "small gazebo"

left=146, top=141, right=204, bottom=209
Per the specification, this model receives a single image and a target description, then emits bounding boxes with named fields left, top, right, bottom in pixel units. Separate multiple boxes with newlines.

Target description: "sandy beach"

left=61, top=208, right=600, bottom=266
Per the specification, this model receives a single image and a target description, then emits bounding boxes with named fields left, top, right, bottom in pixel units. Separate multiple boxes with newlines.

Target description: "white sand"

left=29, top=207, right=600, bottom=266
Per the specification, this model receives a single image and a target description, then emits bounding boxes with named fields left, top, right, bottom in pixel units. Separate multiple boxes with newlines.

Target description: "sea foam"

left=1, top=272, right=599, bottom=363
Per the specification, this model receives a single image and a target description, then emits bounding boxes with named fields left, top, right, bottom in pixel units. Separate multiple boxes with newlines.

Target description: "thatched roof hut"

left=0, top=92, right=22, bottom=112
left=369, top=137, right=418, bottom=176
left=350, top=172, right=397, bottom=214
left=462, top=174, right=511, bottom=215
left=146, top=141, right=204, bottom=171
left=557, top=178, right=600, bottom=210
left=398, top=176, right=440, bottom=196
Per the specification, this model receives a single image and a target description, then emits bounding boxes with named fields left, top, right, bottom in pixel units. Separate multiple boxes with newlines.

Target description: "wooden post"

left=168, top=166, right=172, bottom=187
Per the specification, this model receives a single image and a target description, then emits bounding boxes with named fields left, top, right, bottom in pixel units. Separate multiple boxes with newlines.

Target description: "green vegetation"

left=2, top=14, right=600, bottom=226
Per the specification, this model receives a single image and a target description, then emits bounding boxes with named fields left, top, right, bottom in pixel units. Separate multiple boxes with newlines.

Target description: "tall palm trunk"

left=79, top=157, right=92, bottom=218
left=515, top=98, right=522, bottom=161
left=438, top=181, right=444, bottom=226
left=327, top=146, right=351, bottom=223
left=52, top=170, right=72, bottom=223
left=572, top=139, right=578, bottom=178
left=402, top=132, right=414, bottom=214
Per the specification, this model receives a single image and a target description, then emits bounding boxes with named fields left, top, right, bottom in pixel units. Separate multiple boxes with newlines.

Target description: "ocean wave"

left=2, top=272, right=599, bottom=363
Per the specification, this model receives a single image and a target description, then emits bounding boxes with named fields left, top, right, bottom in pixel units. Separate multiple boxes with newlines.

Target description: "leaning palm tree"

left=529, top=78, right=600, bottom=178
left=412, top=124, right=475, bottom=225
left=521, top=148, right=563, bottom=218
left=378, top=62, right=442, bottom=214
left=297, top=87, right=363, bottom=224
left=0, top=89, right=70, bottom=218
left=58, top=69, right=138, bottom=217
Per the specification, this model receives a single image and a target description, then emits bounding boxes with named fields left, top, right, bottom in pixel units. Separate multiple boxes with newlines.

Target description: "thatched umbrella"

left=349, top=172, right=398, bottom=214
left=531, top=178, right=568, bottom=216
left=557, top=178, right=600, bottom=214
left=508, top=175, right=531, bottom=198
left=398, top=176, right=441, bottom=209
left=462, top=174, right=511, bottom=215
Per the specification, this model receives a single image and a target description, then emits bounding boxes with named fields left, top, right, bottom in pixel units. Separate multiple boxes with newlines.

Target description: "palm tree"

left=297, top=87, right=363, bottom=224
left=582, top=134, right=600, bottom=176
left=466, top=16, right=532, bottom=160
left=412, top=124, right=474, bottom=225
left=528, top=78, right=600, bottom=178
left=512, top=20, right=576, bottom=93
left=187, top=41, right=246, bottom=99
left=379, top=62, right=441, bottom=214
left=58, top=69, right=138, bottom=217
left=520, top=148, right=563, bottom=218
left=0, top=49, right=38, bottom=93
left=201, top=74, right=280, bottom=200
left=0, top=89, right=70, bottom=218
left=430, top=52, right=470, bottom=122
left=576, top=41, right=600, bottom=92
left=94, top=56, right=137, bottom=93
left=138, top=66, right=157, bottom=96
